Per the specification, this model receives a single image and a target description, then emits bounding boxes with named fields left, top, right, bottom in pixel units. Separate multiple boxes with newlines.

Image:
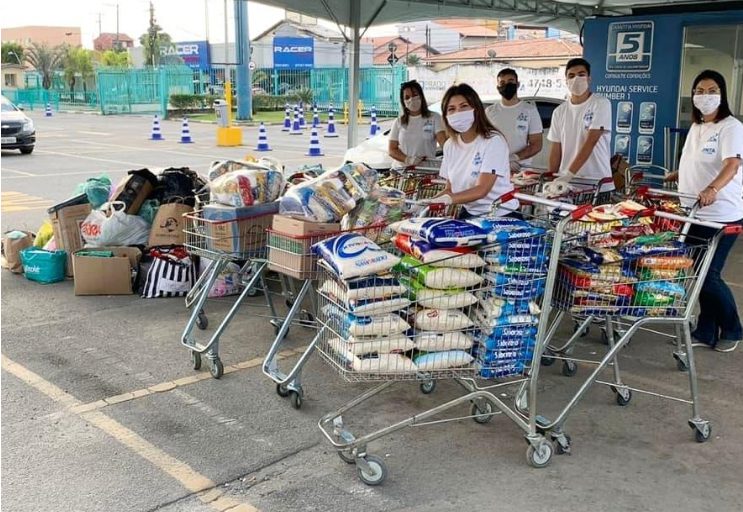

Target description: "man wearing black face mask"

left=485, top=68, right=543, bottom=172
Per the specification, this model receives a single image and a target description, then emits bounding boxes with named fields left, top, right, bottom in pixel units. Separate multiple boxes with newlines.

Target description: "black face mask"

left=498, top=83, right=518, bottom=100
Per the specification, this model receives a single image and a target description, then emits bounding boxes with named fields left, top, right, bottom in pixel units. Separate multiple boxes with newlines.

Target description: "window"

left=4, top=73, right=17, bottom=88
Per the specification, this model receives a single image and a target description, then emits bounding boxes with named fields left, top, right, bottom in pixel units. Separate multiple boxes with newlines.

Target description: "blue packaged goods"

left=478, top=348, right=534, bottom=365
left=484, top=251, right=548, bottom=267
left=479, top=335, right=536, bottom=351
left=477, top=295, right=539, bottom=318
left=392, top=234, right=486, bottom=268
left=466, top=217, right=546, bottom=243
left=478, top=359, right=527, bottom=379
left=321, top=304, right=410, bottom=337
left=346, top=295, right=411, bottom=316
left=389, top=218, right=488, bottom=248
left=635, top=280, right=686, bottom=298
left=483, top=274, right=546, bottom=299
left=476, top=313, right=539, bottom=329
left=479, top=323, right=538, bottom=339
left=413, top=350, right=475, bottom=371
left=314, top=233, right=400, bottom=280
left=319, top=273, right=406, bottom=301
left=620, top=241, right=685, bottom=258
left=19, top=248, right=67, bottom=284
left=395, top=255, right=483, bottom=289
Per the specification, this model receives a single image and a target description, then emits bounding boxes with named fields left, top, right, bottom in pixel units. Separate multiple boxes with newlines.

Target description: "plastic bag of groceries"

left=209, top=166, right=286, bottom=208
left=207, top=157, right=283, bottom=182
left=341, top=185, right=405, bottom=243
left=279, top=163, right=378, bottom=223
left=80, top=201, right=151, bottom=247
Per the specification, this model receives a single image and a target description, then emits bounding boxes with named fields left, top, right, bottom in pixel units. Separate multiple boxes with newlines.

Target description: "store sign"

left=607, top=21, right=654, bottom=72
left=160, top=41, right=210, bottom=69
left=273, top=37, right=314, bottom=69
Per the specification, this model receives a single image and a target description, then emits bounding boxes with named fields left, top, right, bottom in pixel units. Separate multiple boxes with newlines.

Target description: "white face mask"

left=693, top=94, right=721, bottom=116
left=447, top=109, right=475, bottom=133
left=404, top=96, right=422, bottom=112
left=567, top=76, right=589, bottom=96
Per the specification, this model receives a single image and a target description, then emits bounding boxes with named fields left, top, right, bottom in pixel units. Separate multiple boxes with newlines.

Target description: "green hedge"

left=169, top=93, right=221, bottom=111
left=253, top=94, right=301, bottom=111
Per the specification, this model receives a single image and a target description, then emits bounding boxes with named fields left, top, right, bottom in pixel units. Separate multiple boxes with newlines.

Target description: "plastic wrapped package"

left=341, top=186, right=405, bottom=243
left=393, top=234, right=486, bottom=268
left=209, top=168, right=285, bottom=208
left=390, top=218, right=488, bottom=248
left=314, top=234, right=400, bottom=280
left=208, top=158, right=283, bottom=182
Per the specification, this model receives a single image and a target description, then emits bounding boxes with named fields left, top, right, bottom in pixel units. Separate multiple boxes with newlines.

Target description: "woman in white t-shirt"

left=671, top=69, right=743, bottom=352
left=425, top=83, right=518, bottom=218
left=388, top=80, right=447, bottom=167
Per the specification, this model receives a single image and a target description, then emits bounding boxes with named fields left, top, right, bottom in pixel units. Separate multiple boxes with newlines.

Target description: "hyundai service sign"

left=606, top=21, right=653, bottom=72
left=273, top=37, right=314, bottom=69
left=160, top=41, right=210, bottom=69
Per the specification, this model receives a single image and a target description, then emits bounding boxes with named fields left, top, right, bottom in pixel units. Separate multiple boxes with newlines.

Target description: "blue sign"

left=273, top=37, right=314, bottom=69
left=607, top=21, right=654, bottom=72
left=160, top=41, right=210, bottom=70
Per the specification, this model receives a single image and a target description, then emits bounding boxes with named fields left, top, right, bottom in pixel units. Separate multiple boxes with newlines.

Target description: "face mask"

left=693, top=94, right=721, bottom=116
left=567, top=76, right=589, bottom=96
left=447, top=109, right=475, bottom=133
left=404, top=96, right=422, bottom=112
left=498, top=83, right=518, bottom=100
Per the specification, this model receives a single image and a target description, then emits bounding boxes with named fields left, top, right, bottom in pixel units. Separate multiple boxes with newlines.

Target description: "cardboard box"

left=202, top=203, right=279, bottom=256
left=73, top=247, right=142, bottom=296
left=267, top=216, right=340, bottom=279
left=110, top=171, right=155, bottom=215
left=48, top=202, right=92, bottom=277
left=148, top=203, right=193, bottom=247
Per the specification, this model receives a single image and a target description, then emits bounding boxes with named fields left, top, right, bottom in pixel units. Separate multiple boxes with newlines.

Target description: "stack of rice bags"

left=465, top=217, right=550, bottom=378
left=391, top=218, right=490, bottom=372
left=280, top=163, right=378, bottom=222
left=314, top=233, right=417, bottom=374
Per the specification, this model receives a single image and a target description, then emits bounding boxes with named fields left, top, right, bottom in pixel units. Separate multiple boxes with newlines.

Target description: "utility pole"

left=115, top=3, right=120, bottom=50
left=97, top=13, right=102, bottom=37
left=149, top=0, right=156, bottom=66
left=204, top=0, right=210, bottom=42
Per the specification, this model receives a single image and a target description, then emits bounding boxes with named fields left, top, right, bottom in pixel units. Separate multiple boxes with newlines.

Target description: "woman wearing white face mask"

left=666, top=70, right=743, bottom=352
left=425, top=83, right=518, bottom=218
left=388, top=80, right=447, bottom=167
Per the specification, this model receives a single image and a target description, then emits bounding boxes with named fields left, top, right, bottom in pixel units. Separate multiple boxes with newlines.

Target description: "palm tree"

left=63, top=47, right=94, bottom=100
left=24, top=42, right=65, bottom=89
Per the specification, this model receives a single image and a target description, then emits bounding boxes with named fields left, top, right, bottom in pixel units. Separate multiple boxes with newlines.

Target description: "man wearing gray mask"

left=485, top=68, right=543, bottom=172
left=547, top=58, right=614, bottom=194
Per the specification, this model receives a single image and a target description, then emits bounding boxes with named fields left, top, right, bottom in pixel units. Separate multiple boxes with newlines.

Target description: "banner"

left=273, top=37, right=314, bottom=69
left=160, top=41, right=210, bottom=70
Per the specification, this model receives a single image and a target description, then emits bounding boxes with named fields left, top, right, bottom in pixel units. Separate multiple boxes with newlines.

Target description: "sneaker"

left=714, top=339, right=740, bottom=353
left=690, top=337, right=713, bottom=349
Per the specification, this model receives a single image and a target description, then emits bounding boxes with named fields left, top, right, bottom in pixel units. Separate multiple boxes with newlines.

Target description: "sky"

left=0, top=0, right=397, bottom=48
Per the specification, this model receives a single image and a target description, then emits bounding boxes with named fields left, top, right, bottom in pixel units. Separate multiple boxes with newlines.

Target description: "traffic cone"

left=290, top=105, right=302, bottom=135
left=179, top=117, right=193, bottom=143
left=324, top=105, right=338, bottom=138
left=45, top=103, right=53, bottom=117
left=281, top=104, right=291, bottom=132
left=150, top=114, right=163, bottom=140
left=369, top=106, right=379, bottom=137
left=255, top=122, right=271, bottom=151
left=312, top=105, right=320, bottom=129
left=306, top=128, right=324, bottom=156
left=299, top=102, right=306, bottom=128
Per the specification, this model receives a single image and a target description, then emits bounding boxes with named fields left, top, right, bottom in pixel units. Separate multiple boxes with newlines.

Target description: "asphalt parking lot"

left=2, top=111, right=743, bottom=512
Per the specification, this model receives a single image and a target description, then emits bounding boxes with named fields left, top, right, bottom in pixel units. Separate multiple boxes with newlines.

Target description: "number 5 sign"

left=607, top=21, right=654, bottom=72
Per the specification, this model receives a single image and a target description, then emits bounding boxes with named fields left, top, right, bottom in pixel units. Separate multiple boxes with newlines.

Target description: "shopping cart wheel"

left=419, top=380, right=436, bottom=394
left=574, top=322, right=589, bottom=337
left=290, top=390, right=303, bottom=409
left=276, top=383, right=290, bottom=398
left=541, top=348, right=556, bottom=367
left=196, top=311, right=208, bottom=330
left=356, top=455, right=387, bottom=486
left=554, top=434, right=572, bottom=455
left=561, top=360, right=578, bottom=377
left=191, top=351, right=202, bottom=371
left=247, top=286, right=261, bottom=297
left=299, top=311, right=315, bottom=327
left=673, top=353, right=689, bottom=372
left=526, top=441, right=553, bottom=468
left=600, top=328, right=621, bottom=346
left=210, top=359, right=224, bottom=379
left=337, top=450, right=356, bottom=464
left=470, top=401, right=494, bottom=424
left=689, top=421, right=711, bottom=443
left=272, top=321, right=289, bottom=340
left=611, top=386, right=632, bottom=406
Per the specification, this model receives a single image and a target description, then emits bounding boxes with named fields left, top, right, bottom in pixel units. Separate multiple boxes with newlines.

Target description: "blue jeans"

left=687, top=219, right=743, bottom=345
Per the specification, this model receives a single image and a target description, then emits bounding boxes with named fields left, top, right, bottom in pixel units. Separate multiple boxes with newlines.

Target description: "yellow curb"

left=69, top=400, right=107, bottom=414
left=149, top=382, right=177, bottom=393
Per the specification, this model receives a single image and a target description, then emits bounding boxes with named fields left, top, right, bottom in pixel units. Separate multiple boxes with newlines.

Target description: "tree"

left=1, top=42, right=24, bottom=65
left=63, top=47, right=94, bottom=99
left=24, top=42, right=65, bottom=89
left=139, top=0, right=173, bottom=67
left=406, top=54, right=421, bottom=66
left=98, top=49, right=131, bottom=68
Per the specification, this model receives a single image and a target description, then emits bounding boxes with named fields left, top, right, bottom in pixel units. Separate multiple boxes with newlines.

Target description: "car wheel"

left=20, top=147, right=34, bottom=155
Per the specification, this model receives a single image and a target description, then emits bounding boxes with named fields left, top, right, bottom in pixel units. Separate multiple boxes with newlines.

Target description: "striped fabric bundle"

left=142, top=247, right=196, bottom=298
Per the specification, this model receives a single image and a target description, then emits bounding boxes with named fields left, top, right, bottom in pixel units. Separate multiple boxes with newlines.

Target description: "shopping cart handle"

left=635, top=185, right=650, bottom=196
left=724, top=224, right=743, bottom=235
left=570, top=204, right=593, bottom=220
left=498, top=191, right=516, bottom=203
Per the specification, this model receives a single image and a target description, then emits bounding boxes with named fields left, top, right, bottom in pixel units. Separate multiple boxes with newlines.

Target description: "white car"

left=344, top=96, right=563, bottom=170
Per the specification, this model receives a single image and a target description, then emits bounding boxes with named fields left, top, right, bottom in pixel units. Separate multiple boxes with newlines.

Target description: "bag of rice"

left=314, top=233, right=400, bottom=279
left=347, top=295, right=411, bottom=316
left=352, top=353, right=418, bottom=373
left=322, top=305, right=410, bottom=337
left=466, top=217, right=546, bottom=244
left=414, top=332, right=473, bottom=352
left=389, top=218, right=488, bottom=248
left=392, top=234, right=486, bottom=268
left=477, top=295, right=540, bottom=318
left=402, top=277, right=477, bottom=309
left=413, top=350, right=474, bottom=371
left=396, top=255, right=483, bottom=290
left=329, top=334, right=415, bottom=356
left=414, top=308, right=473, bottom=332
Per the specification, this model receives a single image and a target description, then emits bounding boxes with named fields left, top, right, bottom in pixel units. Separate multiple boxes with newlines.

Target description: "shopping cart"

left=181, top=207, right=280, bottom=378
left=535, top=206, right=737, bottom=447
left=310, top=192, right=588, bottom=484
left=624, top=164, right=676, bottom=195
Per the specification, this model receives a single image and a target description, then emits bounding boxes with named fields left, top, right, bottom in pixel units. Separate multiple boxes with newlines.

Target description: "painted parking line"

left=1, top=168, right=37, bottom=177
left=78, top=130, right=113, bottom=136
left=1, top=191, right=53, bottom=213
left=1, top=354, right=259, bottom=512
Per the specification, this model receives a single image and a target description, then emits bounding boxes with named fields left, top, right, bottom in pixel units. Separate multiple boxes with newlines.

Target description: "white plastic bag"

left=80, top=201, right=151, bottom=247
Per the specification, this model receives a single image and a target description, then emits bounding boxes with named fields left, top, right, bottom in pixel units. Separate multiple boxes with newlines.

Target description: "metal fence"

left=97, top=66, right=194, bottom=115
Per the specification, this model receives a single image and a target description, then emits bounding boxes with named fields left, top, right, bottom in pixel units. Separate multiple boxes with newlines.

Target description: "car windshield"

left=1, top=98, right=18, bottom=112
